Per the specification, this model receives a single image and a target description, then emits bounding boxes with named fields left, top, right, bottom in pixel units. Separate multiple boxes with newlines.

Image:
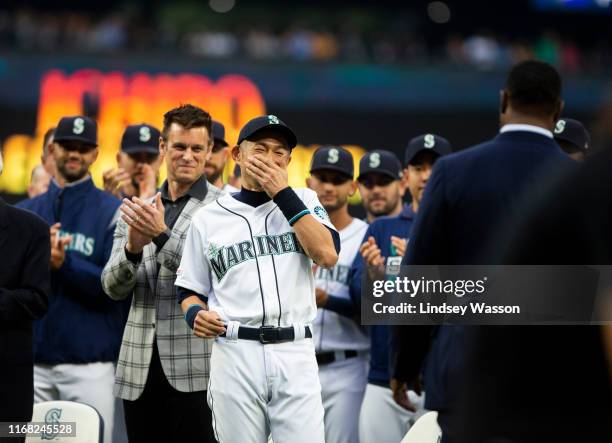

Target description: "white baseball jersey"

left=176, top=188, right=337, bottom=327
left=313, top=218, right=370, bottom=352
left=222, top=183, right=240, bottom=193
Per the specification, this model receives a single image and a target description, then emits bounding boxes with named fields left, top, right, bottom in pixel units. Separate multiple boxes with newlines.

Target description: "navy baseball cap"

left=237, top=115, right=297, bottom=149
left=404, top=134, right=452, bottom=166
left=121, top=124, right=161, bottom=155
left=54, top=116, right=98, bottom=147
left=310, top=146, right=354, bottom=179
left=554, top=118, right=590, bottom=152
left=212, top=121, right=228, bottom=149
left=357, top=150, right=402, bottom=181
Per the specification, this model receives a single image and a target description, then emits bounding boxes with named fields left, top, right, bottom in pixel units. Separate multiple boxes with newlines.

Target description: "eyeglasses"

left=358, top=174, right=395, bottom=190
left=312, top=171, right=352, bottom=185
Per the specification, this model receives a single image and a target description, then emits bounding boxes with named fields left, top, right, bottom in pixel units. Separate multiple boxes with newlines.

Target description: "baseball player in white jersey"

left=306, top=146, right=369, bottom=443
left=176, top=115, right=340, bottom=443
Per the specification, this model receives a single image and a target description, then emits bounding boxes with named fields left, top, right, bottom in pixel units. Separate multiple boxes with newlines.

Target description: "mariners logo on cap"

left=327, top=148, right=339, bottom=164
left=554, top=120, right=566, bottom=134
left=368, top=152, right=381, bottom=168
left=268, top=115, right=280, bottom=125
left=424, top=134, right=436, bottom=148
left=73, top=117, right=85, bottom=135
left=139, top=126, right=151, bottom=142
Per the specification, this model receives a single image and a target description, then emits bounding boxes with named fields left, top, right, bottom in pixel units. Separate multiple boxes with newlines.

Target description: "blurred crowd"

left=0, top=7, right=608, bottom=72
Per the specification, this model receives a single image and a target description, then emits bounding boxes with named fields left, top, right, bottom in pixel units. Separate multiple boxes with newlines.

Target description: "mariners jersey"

left=313, top=218, right=369, bottom=352
left=176, top=188, right=337, bottom=328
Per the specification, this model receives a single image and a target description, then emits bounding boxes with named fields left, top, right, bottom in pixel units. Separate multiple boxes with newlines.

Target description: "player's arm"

left=178, top=291, right=226, bottom=338
left=175, top=217, right=226, bottom=338
left=245, top=155, right=338, bottom=268
left=288, top=209, right=338, bottom=268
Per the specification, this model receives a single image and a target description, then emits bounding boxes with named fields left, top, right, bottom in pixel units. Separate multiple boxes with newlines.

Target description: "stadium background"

left=1, top=0, right=612, bottom=204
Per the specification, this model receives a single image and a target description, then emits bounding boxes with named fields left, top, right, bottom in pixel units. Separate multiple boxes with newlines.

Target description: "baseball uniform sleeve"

left=301, top=188, right=341, bottom=253
left=302, top=188, right=337, bottom=232
left=175, top=214, right=212, bottom=298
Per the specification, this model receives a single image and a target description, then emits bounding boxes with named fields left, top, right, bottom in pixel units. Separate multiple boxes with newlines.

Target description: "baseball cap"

left=54, top=116, right=98, bottom=147
left=357, top=150, right=402, bottom=181
left=554, top=118, right=590, bottom=152
left=404, top=134, right=452, bottom=166
left=310, top=146, right=354, bottom=179
left=237, top=115, right=297, bottom=149
left=120, top=124, right=161, bottom=155
left=212, top=121, right=229, bottom=149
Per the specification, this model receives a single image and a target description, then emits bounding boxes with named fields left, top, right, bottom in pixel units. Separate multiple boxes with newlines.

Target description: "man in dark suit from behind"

left=391, top=60, right=573, bottom=441
left=0, top=144, right=51, bottom=443
left=458, top=148, right=612, bottom=442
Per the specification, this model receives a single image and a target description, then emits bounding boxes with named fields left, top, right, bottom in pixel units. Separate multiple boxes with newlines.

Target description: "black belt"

left=222, top=325, right=312, bottom=344
left=316, top=350, right=359, bottom=366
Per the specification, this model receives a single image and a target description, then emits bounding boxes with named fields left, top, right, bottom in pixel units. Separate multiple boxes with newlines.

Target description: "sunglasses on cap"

left=358, top=174, right=396, bottom=190
left=312, top=171, right=352, bottom=185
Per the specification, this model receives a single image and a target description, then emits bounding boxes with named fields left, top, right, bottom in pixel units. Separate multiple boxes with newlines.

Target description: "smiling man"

left=357, top=150, right=405, bottom=223
left=16, top=115, right=125, bottom=443
left=176, top=115, right=339, bottom=443
left=102, top=104, right=222, bottom=443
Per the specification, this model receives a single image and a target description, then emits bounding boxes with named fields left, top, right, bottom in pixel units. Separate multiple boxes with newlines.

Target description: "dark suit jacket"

left=458, top=148, right=612, bottom=442
left=0, top=198, right=50, bottom=421
left=395, top=130, right=572, bottom=439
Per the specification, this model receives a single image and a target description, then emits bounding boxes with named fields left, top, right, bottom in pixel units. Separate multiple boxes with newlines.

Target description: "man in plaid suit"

left=102, top=104, right=222, bottom=443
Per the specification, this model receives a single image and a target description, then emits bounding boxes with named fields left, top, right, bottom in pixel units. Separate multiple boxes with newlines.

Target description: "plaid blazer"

left=101, top=184, right=223, bottom=400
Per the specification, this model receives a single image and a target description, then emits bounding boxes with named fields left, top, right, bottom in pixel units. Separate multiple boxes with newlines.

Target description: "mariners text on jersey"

left=209, top=232, right=305, bottom=281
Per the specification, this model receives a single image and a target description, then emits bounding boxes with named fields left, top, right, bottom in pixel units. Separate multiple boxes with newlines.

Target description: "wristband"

left=273, top=187, right=309, bottom=226
left=185, top=304, right=204, bottom=330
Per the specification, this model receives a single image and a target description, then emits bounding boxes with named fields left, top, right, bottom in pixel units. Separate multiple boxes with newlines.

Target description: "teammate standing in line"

left=102, top=105, right=220, bottom=443
left=306, top=146, right=369, bottom=443
left=205, top=120, right=239, bottom=192
left=353, top=135, right=451, bottom=443
left=103, top=124, right=163, bottom=199
left=553, top=117, right=590, bottom=161
left=17, top=115, right=126, bottom=443
left=176, top=115, right=340, bottom=443
left=356, top=150, right=405, bottom=223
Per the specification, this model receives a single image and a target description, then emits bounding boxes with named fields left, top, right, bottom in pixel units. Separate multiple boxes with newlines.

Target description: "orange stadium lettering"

left=0, top=69, right=365, bottom=197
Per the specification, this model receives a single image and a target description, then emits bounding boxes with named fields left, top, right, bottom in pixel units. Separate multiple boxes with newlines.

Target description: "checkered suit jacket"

left=101, top=184, right=223, bottom=400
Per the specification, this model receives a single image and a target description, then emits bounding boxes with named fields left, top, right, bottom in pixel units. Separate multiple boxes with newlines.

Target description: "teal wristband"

left=185, top=304, right=204, bottom=330
left=288, top=209, right=311, bottom=226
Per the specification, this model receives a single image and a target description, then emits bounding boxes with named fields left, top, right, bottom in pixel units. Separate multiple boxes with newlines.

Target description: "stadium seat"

left=25, top=400, right=103, bottom=443
left=400, top=411, right=442, bottom=443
